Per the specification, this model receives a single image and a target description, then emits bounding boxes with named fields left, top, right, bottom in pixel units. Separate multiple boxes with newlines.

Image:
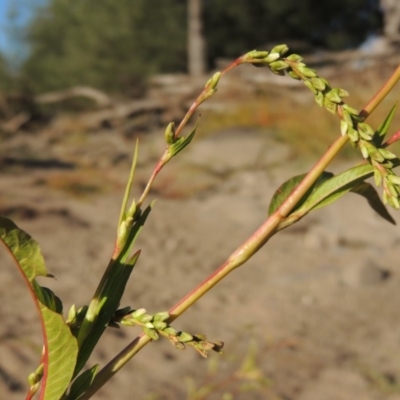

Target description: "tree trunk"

left=187, top=0, right=206, bottom=77
left=381, top=0, right=400, bottom=40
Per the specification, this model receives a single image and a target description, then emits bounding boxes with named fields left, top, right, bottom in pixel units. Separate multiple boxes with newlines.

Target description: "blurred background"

left=0, top=0, right=398, bottom=154
left=0, top=0, right=399, bottom=154
left=0, top=0, right=393, bottom=90
left=2, top=2, right=400, bottom=400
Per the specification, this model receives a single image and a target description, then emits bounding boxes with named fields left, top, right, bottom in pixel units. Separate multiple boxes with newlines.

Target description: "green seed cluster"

left=245, top=45, right=400, bottom=209
left=113, top=307, right=223, bottom=358
left=66, top=304, right=89, bottom=336
left=27, top=363, right=44, bottom=397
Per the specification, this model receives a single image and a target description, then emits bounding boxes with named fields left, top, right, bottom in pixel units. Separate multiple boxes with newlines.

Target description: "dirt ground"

left=1, top=125, right=400, bottom=400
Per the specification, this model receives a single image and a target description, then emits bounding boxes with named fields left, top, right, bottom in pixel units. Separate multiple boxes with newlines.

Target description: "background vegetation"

left=0, top=0, right=383, bottom=95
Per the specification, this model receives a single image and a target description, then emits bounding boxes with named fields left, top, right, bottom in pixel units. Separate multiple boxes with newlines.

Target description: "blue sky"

left=0, top=0, right=13, bottom=54
left=0, top=0, right=45, bottom=61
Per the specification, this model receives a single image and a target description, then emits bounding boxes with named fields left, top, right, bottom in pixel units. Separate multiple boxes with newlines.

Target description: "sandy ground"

left=1, top=126, right=400, bottom=400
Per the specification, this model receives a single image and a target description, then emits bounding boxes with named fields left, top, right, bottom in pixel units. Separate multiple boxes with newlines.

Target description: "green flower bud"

left=342, top=110, right=354, bottom=127
left=153, top=311, right=170, bottom=322
left=264, top=52, right=280, bottom=63
left=66, top=304, right=77, bottom=325
left=378, top=148, right=397, bottom=160
left=28, top=364, right=44, bottom=386
left=303, top=79, right=318, bottom=94
left=387, top=174, right=400, bottom=185
left=370, top=149, right=385, bottom=163
left=374, top=169, right=382, bottom=186
left=178, top=332, right=194, bottom=343
left=361, top=142, right=383, bottom=162
left=131, top=308, right=147, bottom=318
left=340, top=120, right=349, bottom=136
left=357, top=130, right=373, bottom=141
left=314, top=92, right=324, bottom=107
left=269, top=60, right=289, bottom=71
left=270, top=44, right=289, bottom=56
left=360, top=142, right=369, bottom=159
left=137, top=313, right=153, bottom=323
left=357, top=123, right=374, bottom=140
left=381, top=160, right=394, bottom=169
left=164, top=326, right=178, bottom=336
left=205, top=71, right=221, bottom=90
left=325, top=90, right=342, bottom=104
left=245, top=50, right=269, bottom=59
left=120, top=319, right=136, bottom=327
left=288, top=70, right=302, bottom=80
left=390, top=196, right=400, bottom=209
left=126, top=200, right=137, bottom=220
left=336, top=88, right=349, bottom=98
left=310, top=77, right=326, bottom=91
left=286, top=54, right=303, bottom=62
left=387, top=181, right=399, bottom=197
left=153, top=321, right=167, bottom=330
left=348, top=127, right=359, bottom=142
left=323, top=97, right=338, bottom=114
left=298, top=66, right=317, bottom=78
left=117, top=220, right=128, bottom=241
left=28, top=372, right=39, bottom=386
left=383, top=190, right=389, bottom=205
left=164, top=122, right=176, bottom=145
left=342, top=104, right=359, bottom=116
left=143, top=327, right=159, bottom=340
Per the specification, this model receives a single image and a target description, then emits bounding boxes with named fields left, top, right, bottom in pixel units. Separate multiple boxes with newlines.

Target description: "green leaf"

left=375, top=103, right=398, bottom=145
left=274, top=164, right=395, bottom=230
left=119, top=138, right=139, bottom=226
left=300, top=164, right=375, bottom=212
left=37, top=285, right=64, bottom=314
left=268, top=172, right=333, bottom=216
left=75, top=203, right=153, bottom=375
left=67, top=364, right=99, bottom=400
left=166, top=121, right=198, bottom=160
left=0, top=217, right=78, bottom=400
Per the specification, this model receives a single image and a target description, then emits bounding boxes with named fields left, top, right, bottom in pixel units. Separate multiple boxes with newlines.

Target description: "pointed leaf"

left=301, top=165, right=374, bottom=212
left=75, top=204, right=152, bottom=375
left=36, top=285, right=63, bottom=314
left=0, top=217, right=78, bottom=400
left=68, top=365, right=99, bottom=400
left=119, top=138, right=139, bottom=226
left=278, top=164, right=395, bottom=230
left=375, top=103, right=398, bottom=145
left=268, top=174, right=305, bottom=216
left=167, top=121, right=198, bottom=160
left=271, top=165, right=371, bottom=230
left=268, top=172, right=333, bottom=216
